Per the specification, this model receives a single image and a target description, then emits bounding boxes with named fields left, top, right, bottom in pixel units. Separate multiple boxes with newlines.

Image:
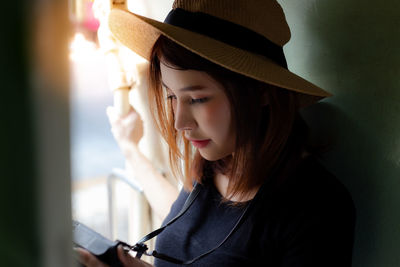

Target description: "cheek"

left=201, top=99, right=232, bottom=138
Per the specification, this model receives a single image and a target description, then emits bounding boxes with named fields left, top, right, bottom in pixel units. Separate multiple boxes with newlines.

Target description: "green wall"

left=279, top=0, right=400, bottom=266
left=0, top=1, right=40, bottom=266
left=0, top=1, right=72, bottom=266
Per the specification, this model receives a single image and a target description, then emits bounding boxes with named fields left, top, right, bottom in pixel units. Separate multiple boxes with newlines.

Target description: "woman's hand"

left=107, top=106, right=144, bottom=157
left=75, top=245, right=153, bottom=267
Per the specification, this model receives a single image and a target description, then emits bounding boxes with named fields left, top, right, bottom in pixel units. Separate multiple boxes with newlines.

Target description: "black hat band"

left=164, top=8, right=288, bottom=69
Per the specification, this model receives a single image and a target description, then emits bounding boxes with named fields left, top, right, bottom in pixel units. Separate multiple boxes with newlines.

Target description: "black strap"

left=152, top=200, right=251, bottom=265
left=131, top=183, right=252, bottom=265
left=164, top=8, right=288, bottom=68
left=136, top=183, right=201, bottom=245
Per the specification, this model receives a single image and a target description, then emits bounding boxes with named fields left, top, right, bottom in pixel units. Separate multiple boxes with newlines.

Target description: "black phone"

left=72, top=220, right=124, bottom=267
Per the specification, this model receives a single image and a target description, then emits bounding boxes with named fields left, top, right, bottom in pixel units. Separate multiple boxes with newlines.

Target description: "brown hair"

left=148, top=35, right=310, bottom=201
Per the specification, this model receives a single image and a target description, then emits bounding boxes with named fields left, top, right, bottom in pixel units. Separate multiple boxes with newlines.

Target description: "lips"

left=188, top=139, right=210, bottom=148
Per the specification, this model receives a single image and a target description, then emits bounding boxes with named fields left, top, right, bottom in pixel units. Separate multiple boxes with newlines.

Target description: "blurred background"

left=0, top=0, right=399, bottom=266
left=68, top=2, right=174, bottom=262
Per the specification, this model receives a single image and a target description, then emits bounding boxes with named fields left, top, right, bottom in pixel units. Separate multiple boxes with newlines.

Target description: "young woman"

left=77, top=0, right=356, bottom=266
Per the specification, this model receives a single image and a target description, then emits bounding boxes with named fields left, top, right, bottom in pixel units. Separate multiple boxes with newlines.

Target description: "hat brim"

left=108, top=9, right=331, bottom=107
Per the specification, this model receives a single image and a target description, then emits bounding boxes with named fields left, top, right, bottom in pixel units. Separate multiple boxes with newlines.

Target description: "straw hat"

left=108, top=0, right=331, bottom=107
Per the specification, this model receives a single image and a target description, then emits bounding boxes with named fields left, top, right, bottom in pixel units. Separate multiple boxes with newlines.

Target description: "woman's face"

left=160, top=62, right=235, bottom=161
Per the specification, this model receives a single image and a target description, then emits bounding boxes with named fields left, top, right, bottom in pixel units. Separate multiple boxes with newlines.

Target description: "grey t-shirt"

left=154, top=157, right=356, bottom=266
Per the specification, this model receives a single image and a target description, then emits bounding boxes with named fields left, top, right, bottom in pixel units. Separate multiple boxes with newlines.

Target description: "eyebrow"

left=162, top=82, right=205, bottom=92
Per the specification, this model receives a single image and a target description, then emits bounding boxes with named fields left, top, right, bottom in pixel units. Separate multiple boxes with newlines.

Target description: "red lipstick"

left=189, top=139, right=210, bottom=148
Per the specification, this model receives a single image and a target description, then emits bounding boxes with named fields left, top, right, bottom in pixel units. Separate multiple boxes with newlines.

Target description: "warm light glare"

left=69, top=32, right=100, bottom=62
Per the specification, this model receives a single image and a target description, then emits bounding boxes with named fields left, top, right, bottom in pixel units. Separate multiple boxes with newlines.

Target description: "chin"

left=198, top=150, right=230, bottom=162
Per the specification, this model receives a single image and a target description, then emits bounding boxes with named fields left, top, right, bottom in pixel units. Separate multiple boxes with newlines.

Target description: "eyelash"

left=166, top=95, right=209, bottom=104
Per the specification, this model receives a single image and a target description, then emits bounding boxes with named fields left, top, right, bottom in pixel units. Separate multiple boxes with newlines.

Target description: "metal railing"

left=107, top=168, right=151, bottom=244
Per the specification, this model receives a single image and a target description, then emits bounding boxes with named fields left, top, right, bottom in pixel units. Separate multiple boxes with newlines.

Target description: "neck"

left=213, top=172, right=259, bottom=202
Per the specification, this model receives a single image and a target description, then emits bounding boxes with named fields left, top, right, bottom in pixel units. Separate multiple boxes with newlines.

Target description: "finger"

left=74, top=248, right=108, bottom=267
left=106, top=106, right=120, bottom=124
left=74, top=248, right=93, bottom=266
left=117, top=245, right=131, bottom=265
left=110, top=127, right=120, bottom=139
left=108, top=106, right=138, bottom=125
left=73, top=247, right=84, bottom=263
left=122, top=111, right=140, bottom=126
left=117, top=245, right=140, bottom=266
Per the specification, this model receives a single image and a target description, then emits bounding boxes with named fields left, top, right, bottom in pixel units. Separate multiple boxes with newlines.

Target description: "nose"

left=174, top=102, right=196, bottom=131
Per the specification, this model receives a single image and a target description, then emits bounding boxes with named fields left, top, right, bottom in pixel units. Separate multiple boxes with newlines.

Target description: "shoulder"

left=280, top=156, right=355, bottom=214
left=253, top=157, right=356, bottom=265
left=252, top=156, right=356, bottom=224
left=253, top=155, right=356, bottom=239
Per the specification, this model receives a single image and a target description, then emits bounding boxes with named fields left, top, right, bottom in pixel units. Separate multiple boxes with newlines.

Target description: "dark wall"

left=0, top=0, right=72, bottom=266
left=0, top=1, right=40, bottom=266
left=280, top=0, right=400, bottom=266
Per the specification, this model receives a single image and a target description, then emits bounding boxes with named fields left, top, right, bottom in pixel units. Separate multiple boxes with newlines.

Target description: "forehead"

left=160, top=62, right=223, bottom=92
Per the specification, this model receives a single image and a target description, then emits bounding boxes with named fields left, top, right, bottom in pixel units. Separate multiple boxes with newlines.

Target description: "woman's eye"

left=166, top=94, right=176, bottom=101
left=166, top=95, right=208, bottom=104
left=190, top=97, right=208, bottom=104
